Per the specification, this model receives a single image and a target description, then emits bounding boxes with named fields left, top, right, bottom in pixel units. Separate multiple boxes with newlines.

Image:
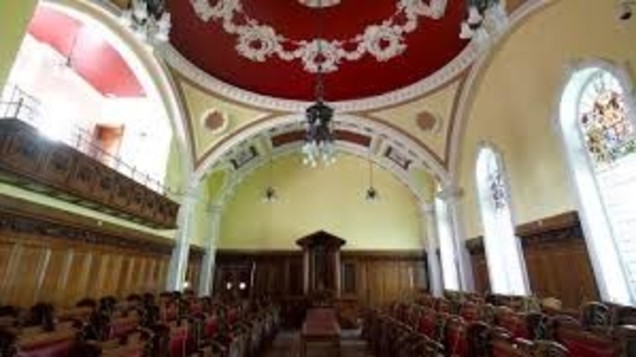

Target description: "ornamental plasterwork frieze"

left=189, top=0, right=448, bottom=73
left=160, top=42, right=478, bottom=113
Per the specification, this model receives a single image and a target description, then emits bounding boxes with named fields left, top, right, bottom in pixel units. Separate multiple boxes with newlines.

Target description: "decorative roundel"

left=203, top=109, right=229, bottom=133
left=416, top=111, right=439, bottom=132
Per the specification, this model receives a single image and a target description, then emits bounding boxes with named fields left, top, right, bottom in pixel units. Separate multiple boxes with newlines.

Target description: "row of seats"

left=0, top=291, right=280, bottom=356
left=362, top=292, right=636, bottom=356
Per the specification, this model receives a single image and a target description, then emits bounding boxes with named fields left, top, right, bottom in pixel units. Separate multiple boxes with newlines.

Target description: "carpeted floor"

left=261, top=330, right=372, bottom=357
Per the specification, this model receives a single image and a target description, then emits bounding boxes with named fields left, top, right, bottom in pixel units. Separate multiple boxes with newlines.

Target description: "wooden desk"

left=300, top=308, right=341, bottom=357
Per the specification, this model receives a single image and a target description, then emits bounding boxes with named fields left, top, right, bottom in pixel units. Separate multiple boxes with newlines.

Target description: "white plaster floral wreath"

left=189, top=0, right=448, bottom=73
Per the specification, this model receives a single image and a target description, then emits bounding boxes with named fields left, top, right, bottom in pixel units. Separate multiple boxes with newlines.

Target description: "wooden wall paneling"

left=0, top=241, right=18, bottom=305
left=135, top=256, right=148, bottom=293
left=467, top=212, right=599, bottom=309
left=107, top=254, right=123, bottom=298
left=126, top=257, right=139, bottom=295
left=117, top=256, right=132, bottom=298
left=86, top=251, right=104, bottom=299
left=36, top=246, right=66, bottom=305
left=6, top=243, right=47, bottom=307
left=55, top=250, right=74, bottom=307
left=144, top=258, right=156, bottom=293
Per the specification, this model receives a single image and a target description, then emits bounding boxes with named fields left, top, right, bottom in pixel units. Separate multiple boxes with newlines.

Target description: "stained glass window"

left=575, top=69, right=636, bottom=300
left=579, top=71, right=636, bottom=165
left=476, top=147, right=528, bottom=295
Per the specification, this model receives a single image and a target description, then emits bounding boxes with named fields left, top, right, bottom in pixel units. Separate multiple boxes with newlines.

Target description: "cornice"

left=158, top=41, right=479, bottom=113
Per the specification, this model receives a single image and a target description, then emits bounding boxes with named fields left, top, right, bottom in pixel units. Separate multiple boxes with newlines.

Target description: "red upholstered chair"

left=444, top=316, right=469, bottom=357
left=204, top=315, right=219, bottom=340
left=16, top=328, right=78, bottom=357
left=497, top=308, right=530, bottom=340
left=169, top=323, right=189, bottom=357
left=108, top=316, right=140, bottom=340
left=459, top=302, right=480, bottom=323
left=555, top=325, right=615, bottom=357
left=418, top=309, right=437, bottom=339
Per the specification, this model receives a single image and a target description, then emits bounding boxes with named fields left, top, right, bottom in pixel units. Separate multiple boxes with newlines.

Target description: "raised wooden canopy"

left=296, top=230, right=346, bottom=249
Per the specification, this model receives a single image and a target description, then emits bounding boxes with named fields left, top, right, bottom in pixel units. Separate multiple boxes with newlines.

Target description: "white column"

left=438, top=185, right=475, bottom=292
left=198, top=203, right=222, bottom=297
left=422, top=203, right=443, bottom=297
left=166, top=188, right=199, bottom=292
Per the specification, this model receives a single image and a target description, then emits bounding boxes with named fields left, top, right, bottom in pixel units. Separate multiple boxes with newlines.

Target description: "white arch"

left=193, top=113, right=450, bottom=186
left=43, top=0, right=193, bottom=182
left=213, top=142, right=429, bottom=210
left=447, top=0, right=553, bottom=181
left=556, top=59, right=636, bottom=305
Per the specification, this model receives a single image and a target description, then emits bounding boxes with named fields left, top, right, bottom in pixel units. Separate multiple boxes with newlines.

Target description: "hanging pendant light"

left=459, top=0, right=507, bottom=41
left=263, top=154, right=278, bottom=203
left=302, top=0, right=336, bottom=168
left=365, top=157, right=379, bottom=201
left=120, top=0, right=172, bottom=43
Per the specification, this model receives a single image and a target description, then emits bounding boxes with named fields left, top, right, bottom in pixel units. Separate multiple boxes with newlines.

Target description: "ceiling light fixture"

left=459, top=0, right=508, bottom=44
left=120, top=0, right=172, bottom=43
left=263, top=153, right=278, bottom=203
left=617, top=0, right=635, bottom=21
left=302, top=0, right=336, bottom=168
left=365, top=157, right=379, bottom=201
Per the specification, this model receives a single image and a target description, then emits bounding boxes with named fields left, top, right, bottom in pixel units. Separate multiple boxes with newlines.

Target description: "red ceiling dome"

left=168, top=0, right=469, bottom=102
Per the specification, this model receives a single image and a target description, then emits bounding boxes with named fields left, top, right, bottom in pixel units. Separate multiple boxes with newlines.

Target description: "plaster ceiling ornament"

left=298, top=0, right=341, bottom=8
left=203, top=109, right=229, bottom=133
left=416, top=110, right=440, bottom=133
left=189, top=0, right=448, bottom=73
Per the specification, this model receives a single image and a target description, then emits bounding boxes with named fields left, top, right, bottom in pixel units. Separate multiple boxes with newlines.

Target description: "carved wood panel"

left=466, top=212, right=600, bottom=308
left=0, top=119, right=179, bottom=228
left=0, top=195, right=176, bottom=308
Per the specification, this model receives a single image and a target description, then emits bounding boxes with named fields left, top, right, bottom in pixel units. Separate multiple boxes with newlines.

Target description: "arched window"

left=559, top=63, right=636, bottom=304
left=476, top=145, right=529, bottom=295
left=435, top=196, right=460, bottom=291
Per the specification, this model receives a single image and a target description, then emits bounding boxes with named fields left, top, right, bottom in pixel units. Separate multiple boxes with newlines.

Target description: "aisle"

left=261, top=330, right=372, bottom=357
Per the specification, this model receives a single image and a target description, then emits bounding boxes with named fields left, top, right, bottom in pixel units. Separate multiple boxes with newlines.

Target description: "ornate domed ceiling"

left=168, top=0, right=469, bottom=101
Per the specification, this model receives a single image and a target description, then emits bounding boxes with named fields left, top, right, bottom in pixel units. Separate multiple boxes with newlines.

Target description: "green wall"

left=0, top=0, right=36, bottom=86
left=219, top=153, right=424, bottom=251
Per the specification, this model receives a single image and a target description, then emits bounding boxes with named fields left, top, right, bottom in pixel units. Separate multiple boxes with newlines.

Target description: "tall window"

left=476, top=146, right=529, bottom=295
left=559, top=64, right=636, bottom=304
left=435, top=196, right=460, bottom=291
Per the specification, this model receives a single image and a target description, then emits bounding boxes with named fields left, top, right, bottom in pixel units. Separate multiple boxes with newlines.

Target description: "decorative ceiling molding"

left=447, top=0, right=552, bottom=180
left=159, top=41, right=479, bottom=113
left=189, top=0, right=448, bottom=73
left=213, top=144, right=428, bottom=211
left=193, top=113, right=450, bottom=187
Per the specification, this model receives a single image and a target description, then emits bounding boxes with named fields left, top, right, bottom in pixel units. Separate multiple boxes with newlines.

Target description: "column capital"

left=437, top=184, right=464, bottom=203
left=206, top=203, right=224, bottom=215
left=420, top=202, right=436, bottom=216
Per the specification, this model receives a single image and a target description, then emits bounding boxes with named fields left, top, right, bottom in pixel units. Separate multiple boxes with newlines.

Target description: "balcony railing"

left=0, top=85, right=176, bottom=195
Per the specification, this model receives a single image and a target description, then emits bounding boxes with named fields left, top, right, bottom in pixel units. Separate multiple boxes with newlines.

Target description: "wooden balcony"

left=0, top=118, right=179, bottom=229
